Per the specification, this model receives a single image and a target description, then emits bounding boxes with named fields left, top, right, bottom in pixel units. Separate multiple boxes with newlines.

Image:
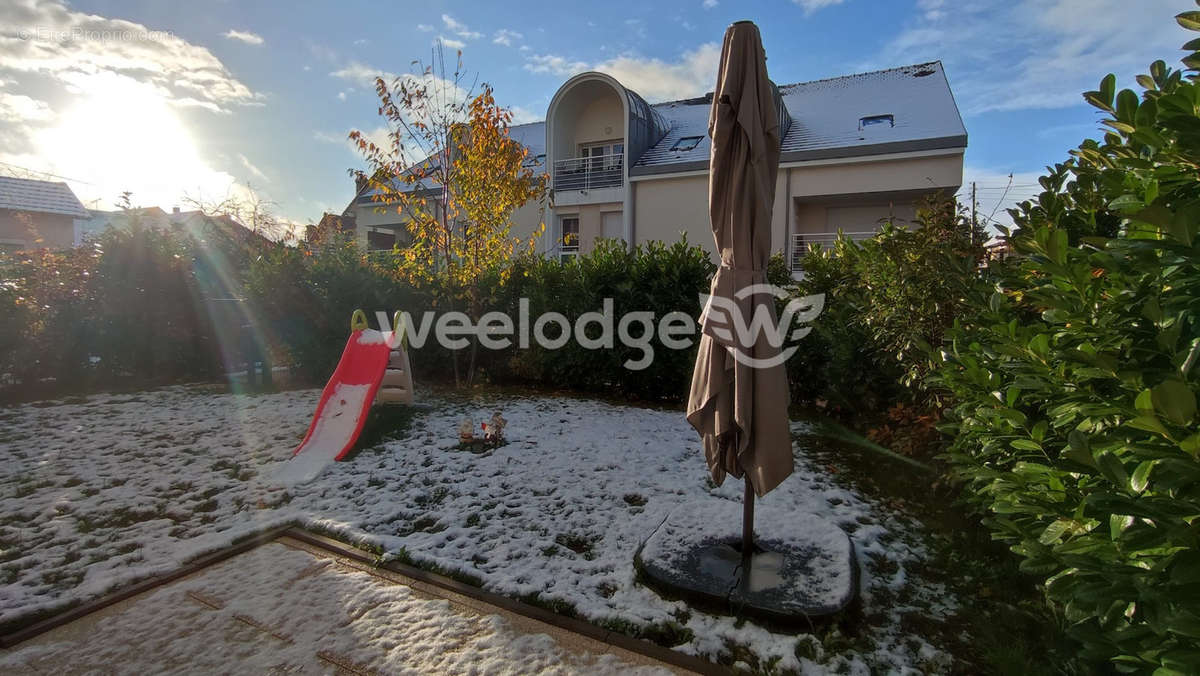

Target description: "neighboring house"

left=0, top=176, right=89, bottom=252
left=305, top=212, right=357, bottom=244
left=76, top=206, right=213, bottom=244
left=343, top=61, right=966, bottom=271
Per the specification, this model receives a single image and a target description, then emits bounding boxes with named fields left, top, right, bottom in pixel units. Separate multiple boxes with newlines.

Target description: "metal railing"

left=790, top=231, right=876, bottom=271
left=553, top=154, right=624, bottom=191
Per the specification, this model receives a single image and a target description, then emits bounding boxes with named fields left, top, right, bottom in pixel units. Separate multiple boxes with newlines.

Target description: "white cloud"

left=442, top=14, right=482, bottom=40
left=508, top=105, right=540, bottom=124
left=524, top=53, right=590, bottom=77
left=794, top=0, right=845, bottom=14
left=223, top=29, right=264, bottom=45
left=0, top=0, right=258, bottom=111
left=416, top=24, right=433, bottom=32
left=0, top=1, right=265, bottom=213
left=526, top=43, right=721, bottom=103
left=313, top=130, right=344, bottom=144
left=337, top=91, right=346, bottom=101
left=0, top=92, right=55, bottom=124
left=703, top=0, right=718, bottom=8
left=881, top=0, right=1190, bottom=115
left=330, top=61, right=397, bottom=87
left=314, top=126, right=393, bottom=162
left=238, top=153, right=268, bottom=182
left=493, top=29, right=523, bottom=47
left=439, top=36, right=466, bottom=50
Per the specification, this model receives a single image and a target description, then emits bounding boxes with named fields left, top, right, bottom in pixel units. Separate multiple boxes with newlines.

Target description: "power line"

left=0, top=161, right=99, bottom=186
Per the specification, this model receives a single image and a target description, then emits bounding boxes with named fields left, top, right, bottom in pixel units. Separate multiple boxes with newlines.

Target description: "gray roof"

left=632, top=61, right=966, bottom=175
left=356, top=61, right=965, bottom=201
left=0, top=176, right=89, bottom=217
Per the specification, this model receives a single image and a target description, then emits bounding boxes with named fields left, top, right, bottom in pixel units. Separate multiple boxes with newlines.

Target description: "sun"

left=37, top=73, right=240, bottom=210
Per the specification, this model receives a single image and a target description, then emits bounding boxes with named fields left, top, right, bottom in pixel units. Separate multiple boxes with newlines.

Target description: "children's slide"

left=275, top=311, right=407, bottom=485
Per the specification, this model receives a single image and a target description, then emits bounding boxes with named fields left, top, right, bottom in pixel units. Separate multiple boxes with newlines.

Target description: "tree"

left=350, top=45, right=548, bottom=385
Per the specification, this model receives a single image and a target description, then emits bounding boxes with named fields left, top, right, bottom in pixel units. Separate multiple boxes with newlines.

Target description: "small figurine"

left=485, top=411, right=507, bottom=443
left=458, top=417, right=476, bottom=443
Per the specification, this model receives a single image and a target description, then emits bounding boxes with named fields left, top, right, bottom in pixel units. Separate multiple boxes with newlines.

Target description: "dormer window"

left=670, top=136, right=703, bottom=152
left=859, top=114, right=894, bottom=130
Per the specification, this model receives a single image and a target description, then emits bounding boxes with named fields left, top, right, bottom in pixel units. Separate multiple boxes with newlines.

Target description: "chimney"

left=355, top=173, right=368, bottom=194
left=172, top=206, right=180, bottom=214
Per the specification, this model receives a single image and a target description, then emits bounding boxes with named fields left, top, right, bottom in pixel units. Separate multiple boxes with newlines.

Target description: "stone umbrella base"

left=634, top=499, right=858, bottom=626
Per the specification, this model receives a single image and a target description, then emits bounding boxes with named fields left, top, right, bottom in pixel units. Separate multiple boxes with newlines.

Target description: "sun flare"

left=37, top=74, right=240, bottom=210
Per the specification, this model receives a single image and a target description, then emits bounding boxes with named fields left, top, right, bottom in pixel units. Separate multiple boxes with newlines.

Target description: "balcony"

left=790, top=231, right=876, bottom=272
left=553, top=154, right=624, bottom=192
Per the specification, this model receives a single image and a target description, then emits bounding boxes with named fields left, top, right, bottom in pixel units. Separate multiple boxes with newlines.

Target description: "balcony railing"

left=553, top=154, right=624, bottom=192
left=790, top=231, right=876, bottom=272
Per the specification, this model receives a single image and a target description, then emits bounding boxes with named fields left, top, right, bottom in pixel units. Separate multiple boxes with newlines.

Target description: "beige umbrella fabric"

left=686, top=21, right=792, bottom=499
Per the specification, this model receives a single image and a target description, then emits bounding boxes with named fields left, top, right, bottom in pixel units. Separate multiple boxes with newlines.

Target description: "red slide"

left=276, top=312, right=393, bottom=485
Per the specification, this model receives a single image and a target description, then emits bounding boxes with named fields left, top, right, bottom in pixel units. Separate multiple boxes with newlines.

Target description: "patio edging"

left=283, top=527, right=728, bottom=675
left=0, top=525, right=726, bottom=675
left=0, top=524, right=294, bottom=649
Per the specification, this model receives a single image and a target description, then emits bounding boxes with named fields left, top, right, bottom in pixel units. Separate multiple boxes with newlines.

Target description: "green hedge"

left=931, top=49, right=1200, bottom=672
left=0, top=222, right=246, bottom=396
left=245, top=235, right=718, bottom=401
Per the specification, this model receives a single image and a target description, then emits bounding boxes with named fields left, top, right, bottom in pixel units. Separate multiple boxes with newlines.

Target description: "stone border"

left=1, top=526, right=726, bottom=675
left=284, top=529, right=725, bottom=675
left=0, top=525, right=293, bottom=648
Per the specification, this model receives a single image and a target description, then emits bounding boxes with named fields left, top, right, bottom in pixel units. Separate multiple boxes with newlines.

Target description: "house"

left=343, top=61, right=966, bottom=271
left=76, top=206, right=206, bottom=244
left=0, top=176, right=89, bottom=251
left=305, top=212, right=357, bottom=244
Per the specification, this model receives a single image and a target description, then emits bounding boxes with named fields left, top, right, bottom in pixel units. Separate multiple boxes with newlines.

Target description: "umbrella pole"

left=742, top=475, right=754, bottom=563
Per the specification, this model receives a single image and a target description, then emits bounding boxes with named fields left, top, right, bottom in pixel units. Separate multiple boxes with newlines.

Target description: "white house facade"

left=344, top=61, right=967, bottom=272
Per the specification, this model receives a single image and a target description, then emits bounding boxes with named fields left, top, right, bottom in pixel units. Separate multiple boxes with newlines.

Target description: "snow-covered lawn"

left=0, top=386, right=956, bottom=673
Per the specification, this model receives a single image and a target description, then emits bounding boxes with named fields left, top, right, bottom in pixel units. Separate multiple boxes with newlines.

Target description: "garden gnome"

left=458, top=417, right=475, bottom=443
left=486, top=411, right=507, bottom=442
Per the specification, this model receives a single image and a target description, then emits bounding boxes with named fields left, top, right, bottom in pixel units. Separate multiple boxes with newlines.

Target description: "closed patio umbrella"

left=686, top=20, right=791, bottom=558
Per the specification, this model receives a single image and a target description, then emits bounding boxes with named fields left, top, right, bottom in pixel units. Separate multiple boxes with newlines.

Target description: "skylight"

left=859, top=114, right=894, bottom=130
left=670, top=136, right=703, bottom=152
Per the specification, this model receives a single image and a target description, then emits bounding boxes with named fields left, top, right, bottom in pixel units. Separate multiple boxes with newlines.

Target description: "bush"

left=0, top=221, right=237, bottom=396
left=482, top=237, right=716, bottom=400
left=244, top=235, right=717, bottom=401
left=932, top=47, right=1200, bottom=672
left=786, top=195, right=983, bottom=417
left=244, top=233, right=431, bottom=383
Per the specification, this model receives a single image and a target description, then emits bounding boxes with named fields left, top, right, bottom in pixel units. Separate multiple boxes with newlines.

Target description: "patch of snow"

left=0, top=386, right=957, bottom=672
left=355, top=329, right=386, bottom=345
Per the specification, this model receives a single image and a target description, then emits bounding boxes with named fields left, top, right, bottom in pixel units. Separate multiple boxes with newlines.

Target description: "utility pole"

left=971, top=181, right=978, bottom=229
left=971, top=181, right=978, bottom=245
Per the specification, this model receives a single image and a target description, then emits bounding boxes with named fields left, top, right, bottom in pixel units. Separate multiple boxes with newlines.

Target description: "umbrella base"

left=634, top=500, right=857, bottom=626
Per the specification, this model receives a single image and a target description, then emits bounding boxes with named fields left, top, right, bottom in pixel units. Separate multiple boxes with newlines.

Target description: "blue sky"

left=0, top=0, right=1192, bottom=230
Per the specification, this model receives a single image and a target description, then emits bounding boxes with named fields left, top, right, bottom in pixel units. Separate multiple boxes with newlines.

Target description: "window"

left=670, top=136, right=703, bottom=152
left=559, top=216, right=579, bottom=252
left=579, top=142, right=623, bottom=171
left=859, top=114, right=894, bottom=130
left=366, top=228, right=396, bottom=251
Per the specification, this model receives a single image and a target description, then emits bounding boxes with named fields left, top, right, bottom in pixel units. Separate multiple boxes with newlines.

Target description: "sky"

left=0, top=0, right=1193, bottom=232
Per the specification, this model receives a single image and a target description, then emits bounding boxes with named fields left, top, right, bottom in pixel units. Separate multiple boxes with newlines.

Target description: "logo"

left=701, top=284, right=825, bottom=368
left=367, top=285, right=824, bottom=371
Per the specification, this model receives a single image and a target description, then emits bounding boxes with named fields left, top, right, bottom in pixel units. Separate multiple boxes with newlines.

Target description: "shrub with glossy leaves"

left=933, top=26, right=1200, bottom=672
